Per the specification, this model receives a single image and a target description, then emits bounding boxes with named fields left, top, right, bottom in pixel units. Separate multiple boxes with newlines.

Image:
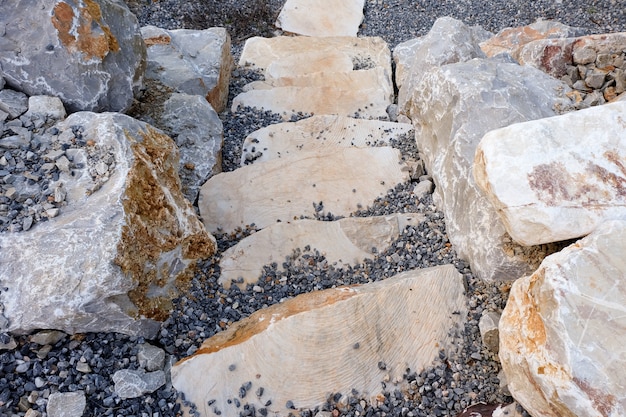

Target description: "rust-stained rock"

left=0, top=112, right=216, bottom=337
left=172, top=265, right=467, bottom=416
left=499, top=220, right=626, bottom=417
left=474, top=100, right=626, bottom=246
left=0, top=0, right=145, bottom=112
left=219, top=213, right=425, bottom=289
left=198, top=147, right=410, bottom=234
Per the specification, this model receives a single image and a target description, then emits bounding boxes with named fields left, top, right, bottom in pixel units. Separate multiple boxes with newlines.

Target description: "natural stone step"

left=240, top=115, right=413, bottom=165
left=172, top=264, right=467, bottom=417
left=474, top=100, right=626, bottom=246
left=499, top=219, right=626, bottom=417
left=265, top=50, right=354, bottom=80
left=219, top=213, right=425, bottom=289
left=198, top=147, right=409, bottom=234
left=276, top=0, right=365, bottom=37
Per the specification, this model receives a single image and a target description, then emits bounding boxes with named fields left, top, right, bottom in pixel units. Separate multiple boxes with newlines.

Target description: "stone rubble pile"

left=1, top=0, right=626, bottom=416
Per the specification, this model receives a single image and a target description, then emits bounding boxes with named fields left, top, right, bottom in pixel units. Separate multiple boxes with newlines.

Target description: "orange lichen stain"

left=144, top=35, right=171, bottom=46
left=177, top=287, right=357, bottom=363
left=574, top=377, right=617, bottom=416
left=523, top=271, right=547, bottom=348
left=51, top=0, right=120, bottom=61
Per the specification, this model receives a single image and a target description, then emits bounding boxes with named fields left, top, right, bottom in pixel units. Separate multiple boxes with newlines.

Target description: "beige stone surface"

left=276, top=0, right=366, bottom=37
left=172, top=265, right=467, bottom=416
left=499, top=219, right=626, bottom=417
left=219, top=213, right=425, bottom=288
left=265, top=50, right=354, bottom=80
left=474, top=101, right=626, bottom=246
left=198, top=147, right=409, bottom=234
left=240, top=115, right=413, bottom=165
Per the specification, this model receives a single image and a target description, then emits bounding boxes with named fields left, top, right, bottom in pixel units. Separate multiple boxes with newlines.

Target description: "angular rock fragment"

left=408, top=58, right=571, bottom=281
left=0, top=113, right=216, bottom=337
left=172, top=265, right=467, bottom=416
left=0, top=0, right=145, bottom=113
left=474, top=101, right=626, bottom=246
left=47, top=391, right=86, bottom=417
left=240, top=115, right=413, bottom=165
left=198, top=147, right=409, bottom=234
left=499, top=220, right=626, bottom=417
left=219, top=213, right=424, bottom=288
left=276, top=0, right=365, bottom=37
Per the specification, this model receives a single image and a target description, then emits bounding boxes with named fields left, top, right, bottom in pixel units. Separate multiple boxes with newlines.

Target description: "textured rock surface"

left=113, top=369, right=166, bottom=399
left=161, top=93, right=223, bottom=204
left=172, top=265, right=467, bottom=416
left=408, top=58, right=572, bottom=281
left=198, top=147, right=409, bottom=234
left=499, top=220, right=626, bottom=417
left=241, top=115, right=413, bottom=165
left=141, top=25, right=232, bottom=112
left=46, top=391, right=86, bottom=417
left=265, top=50, right=354, bottom=80
left=474, top=101, right=626, bottom=246
left=0, top=112, right=216, bottom=337
left=276, top=0, right=365, bottom=37
left=0, top=0, right=145, bottom=113
left=394, top=17, right=491, bottom=115
left=219, top=213, right=425, bottom=288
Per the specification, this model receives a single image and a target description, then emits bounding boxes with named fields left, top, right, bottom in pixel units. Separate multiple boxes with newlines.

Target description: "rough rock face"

left=0, top=112, right=216, bottom=337
left=219, top=214, right=424, bottom=289
left=499, top=220, right=626, bottom=417
left=393, top=17, right=491, bottom=114
left=172, top=265, right=467, bottom=417
left=0, top=0, right=146, bottom=113
left=474, top=101, right=626, bottom=246
left=161, top=93, right=223, bottom=204
left=140, top=26, right=232, bottom=112
left=276, top=0, right=366, bottom=37
left=408, top=58, right=572, bottom=281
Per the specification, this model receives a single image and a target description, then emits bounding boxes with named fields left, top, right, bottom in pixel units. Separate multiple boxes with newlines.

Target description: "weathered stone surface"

left=161, top=93, right=223, bottom=204
left=240, top=115, right=413, bottom=165
left=199, top=147, right=409, bottom=234
left=0, top=0, right=145, bottom=113
left=408, top=58, right=571, bottom=281
left=276, top=0, right=365, bottom=37
left=394, top=17, right=491, bottom=115
left=172, top=265, right=467, bottom=416
left=479, top=311, right=501, bottom=354
left=0, top=89, right=29, bottom=119
left=138, top=343, right=166, bottom=372
left=219, top=214, right=424, bottom=289
left=113, top=369, right=166, bottom=399
left=46, top=391, right=86, bottom=417
left=141, top=26, right=232, bottom=113
left=0, top=112, right=216, bottom=337
left=24, top=96, right=67, bottom=121
left=480, top=20, right=587, bottom=58
left=265, top=50, right=354, bottom=80
left=474, top=101, right=626, bottom=246
left=499, top=220, right=626, bottom=417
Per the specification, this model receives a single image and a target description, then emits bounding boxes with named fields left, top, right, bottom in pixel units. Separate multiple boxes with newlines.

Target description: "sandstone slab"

left=241, top=115, right=413, bottom=165
left=265, top=50, right=354, bottom=80
left=408, top=58, right=571, bottom=281
left=219, top=213, right=425, bottom=289
left=199, top=147, right=409, bottom=234
left=499, top=219, right=626, bottom=417
left=0, top=0, right=145, bottom=113
left=276, top=0, right=365, bottom=37
left=141, top=25, right=232, bottom=112
left=474, top=100, right=626, bottom=246
left=172, top=265, right=467, bottom=416
left=0, top=112, right=216, bottom=337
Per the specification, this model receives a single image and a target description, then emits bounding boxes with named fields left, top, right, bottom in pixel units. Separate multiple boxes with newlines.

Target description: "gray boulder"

left=0, top=0, right=145, bottom=113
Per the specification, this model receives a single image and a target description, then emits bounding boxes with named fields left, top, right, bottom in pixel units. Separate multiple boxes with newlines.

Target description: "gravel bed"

left=2, top=1, right=625, bottom=416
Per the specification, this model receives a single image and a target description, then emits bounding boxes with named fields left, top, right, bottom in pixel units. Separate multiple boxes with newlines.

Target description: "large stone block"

left=276, top=0, right=365, bottom=37
left=408, top=58, right=571, bottom=281
left=172, top=265, right=467, bottom=417
left=0, top=112, right=216, bottom=337
left=474, top=101, right=626, bottom=246
left=499, top=220, right=626, bottom=417
left=0, top=0, right=146, bottom=113
left=141, top=26, right=232, bottom=113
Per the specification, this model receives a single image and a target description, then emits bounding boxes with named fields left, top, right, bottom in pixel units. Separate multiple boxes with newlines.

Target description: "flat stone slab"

left=172, top=264, right=467, bottom=416
left=198, top=147, right=409, bottom=234
left=219, top=213, right=425, bottom=289
left=500, top=219, right=626, bottom=417
left=474, top=100, right=626, bottom=246
left=241, top=115, right=413, bottom=165
left=265, top=50, right=354, bottom=80
left=276, top=0, right=365, bottom=37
